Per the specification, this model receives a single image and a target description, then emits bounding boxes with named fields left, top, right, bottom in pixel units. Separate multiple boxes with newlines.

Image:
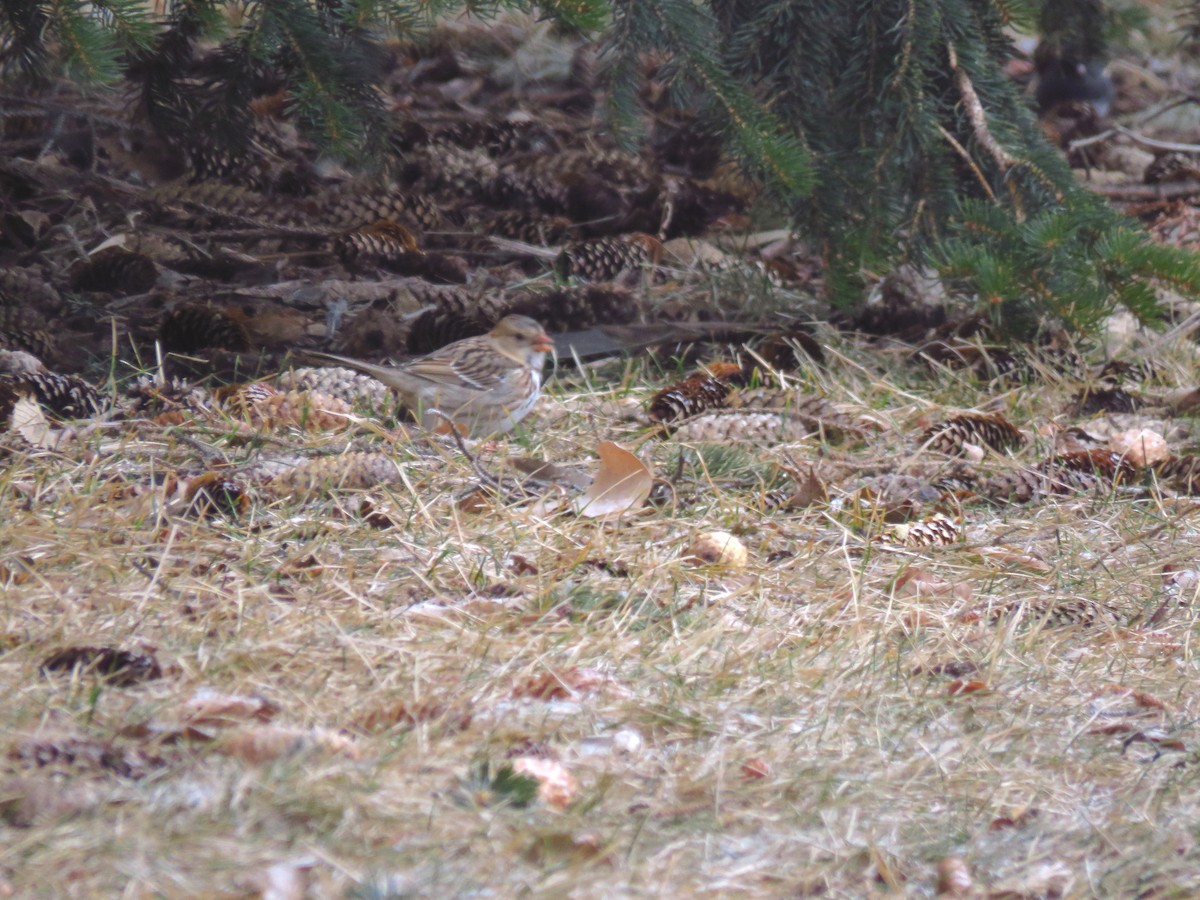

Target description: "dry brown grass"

left=4, top=327, right=1200, bottom=898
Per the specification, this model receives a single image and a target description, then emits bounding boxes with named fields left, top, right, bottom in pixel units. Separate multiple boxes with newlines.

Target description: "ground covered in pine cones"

left=7, top=8, right=1200, bottom=898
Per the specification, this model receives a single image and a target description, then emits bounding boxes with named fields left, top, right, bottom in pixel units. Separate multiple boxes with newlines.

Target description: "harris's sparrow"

left=304, top=314, right=553, bottom=437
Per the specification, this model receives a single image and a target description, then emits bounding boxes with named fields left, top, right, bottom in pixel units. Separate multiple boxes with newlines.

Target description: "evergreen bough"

left=5, top=0, right=1200, bottom=334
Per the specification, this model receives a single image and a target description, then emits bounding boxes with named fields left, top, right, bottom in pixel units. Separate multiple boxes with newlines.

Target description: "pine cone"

left=432, top=118, right=560, bottom=157
left=923, top=413, right=1025, bottom=455
left=670, top=410, right=824, bottom=445
left=279, top=366, right=398, bottom=415
left=484, top=210, right=574, bottom=245
left=727, top=390, right=880, bottom=442
left=877, top=513, right=961, bottom=547
left=179, top=472, right=250, bottom=520
left=983, top=469, right=1046, bottom=504
left=0, top=372, right=105, bottom=420
left=1044, top=449, right=1137, bottom=490
left=648, top=362, right=747, bottom=424
left=1069, top=385, right=1140, bottom=415
left=1144, top=152, right=1200, bottom=185
left=556, top=233, right=662, bottom=282
left=332, top=220, right=423, bottom=270
left=990, top=596, right=1120, bottom=628
left=409, top=142, right=498, bottom=196
left=144, top=182, right=275, bottom=227
left=0, top=308, right=56, bottom=361
left=218, top=384, right=352, bottom=432
left=1153, top=455, right=1200, bottom=493
left=502, top=284, right=638, bottom=332
left=161, top=305, right=252, bottom=354
left=69, top=247, right=158, bottom=295
left=314, top=184, right=442, bottom=232
left=0, top=268, right=63, bottom=314
left=265, top=452, right=402, bottom=499
left=846, top=474, right=945, bottom=523
left=914, top=340, right=1021, bottom=380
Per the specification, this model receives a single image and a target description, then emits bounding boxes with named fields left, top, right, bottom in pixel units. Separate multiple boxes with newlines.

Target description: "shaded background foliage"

left=3, top=0, right=1200, bottom=334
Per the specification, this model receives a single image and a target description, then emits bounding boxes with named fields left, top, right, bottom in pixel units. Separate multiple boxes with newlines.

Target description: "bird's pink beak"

left=532, top=333, right=555, bottom=353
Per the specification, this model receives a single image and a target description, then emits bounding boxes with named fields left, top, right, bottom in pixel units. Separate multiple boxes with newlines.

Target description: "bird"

left=302, top=314, right=554, bottom=437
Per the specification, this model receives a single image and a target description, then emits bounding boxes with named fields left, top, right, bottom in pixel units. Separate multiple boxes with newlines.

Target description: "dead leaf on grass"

left=976, top=547, right=1053, bottom=574
left=987, top=860, right=1074, bottom=899
left=573, top=441, right=653, bottom=518
left=989, top=807, right=1040, bottom=830
left=945, top=679, right=989, bottom=696
left=355, top=697, right=472, bottom=734
left=740, top=757, right=771, bottom=779
left=894, top=567, right=971, bottom=600
left=217, top=725, right=360, bottom=763
left=11, top=397, right=72, bottom=450
left=182, top=688, right=279, bottom=726
left=512, top=667, right=627, bottom=701
left=1094, top=684, right=1167, bottom=711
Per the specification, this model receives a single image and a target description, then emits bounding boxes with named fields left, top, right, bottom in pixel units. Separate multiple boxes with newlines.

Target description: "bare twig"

left=947, top=42, right=1015, bottom=172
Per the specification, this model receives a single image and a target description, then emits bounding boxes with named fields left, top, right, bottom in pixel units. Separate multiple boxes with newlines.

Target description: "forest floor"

left=5, top=8, right=1200, bottom=899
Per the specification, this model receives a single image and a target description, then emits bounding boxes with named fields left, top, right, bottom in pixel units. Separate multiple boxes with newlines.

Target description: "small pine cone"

left=0, top=318, right=56, bottom=361
left=648, top=362, right=747, bottom=423
left=0, top=372, right=105, bottom=420
left=160, top=305, right=252, bottom=354
left=434, top=118, right=559, bottom=157
left=1045, top=449, right=1137, bottom=491
left=232, top=387, right=353, bottom=432
left=502, top=283, right=638, bottom=332
left=180, top=472, right=251, bottom=520
left=214, top=381, right=276, bottom=414
left=914, top=340, right=1021, bottom=380
left=1070, top=385, right=1140, bottom=415
left=315, top=185, right=442, bottom=232
left=262, top=390, right=353, bottom=432
left=265, top=452, right=401, bottom=499
left=923, top=413, right=1025, bottom=455
left=877, top=513, right=961, bottom=548
left=848, top=474, right=945, bottom=522
left=1153, top=455, right=1200, bottom=493
left=983, top=468, right=1046, bottom=504
left=388, top=251, right=469, bottom=285
left=404, top=312, right=491, bottom=356
left=755, top=329, right=826, bottom=369
left=411, top=142, right=498, bottom=195
left=184, top=140, right=270, bottom=187
left=727, top=390, right=880, bottom=443
left=332, top=220, right=423, bottom=269
left=144, top=181, right=273, bottom=227
left=990, top=596, right=1120, bottom=628
left=931, top=462, right=981, bottom=494
left=670, top=410, right=823, bottom=445
left=556, top=233, right=663, bottom=282
left=279, top=366, right=398, bottom=415
left=0, top=267, right=63, bottom=314
left=490, top=158, right=571, bottom=211
left=485, top=210, right=574, bottom=245
left=69, top=247, right=158, bottom=295
left=1096, top=358, right=1159, bottom=386
left=1144, top=152, right=1200, bottom=185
